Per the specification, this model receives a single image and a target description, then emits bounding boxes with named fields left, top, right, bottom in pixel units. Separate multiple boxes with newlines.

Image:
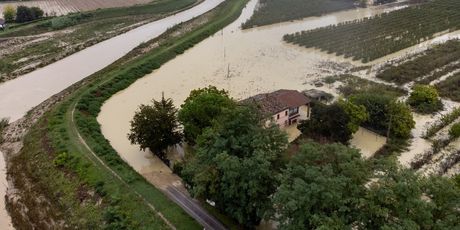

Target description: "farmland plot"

left=284, top=0, right=460, bottom=63
left=0, top=0, right=153, bottom=17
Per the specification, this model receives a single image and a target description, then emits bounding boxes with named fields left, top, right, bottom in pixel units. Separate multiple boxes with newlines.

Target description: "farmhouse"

left=242, top=89, right=311, bottom=128
left=0, top=18, right=5, bottom=29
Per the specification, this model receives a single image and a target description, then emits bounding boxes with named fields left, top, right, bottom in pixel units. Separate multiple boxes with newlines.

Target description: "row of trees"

left=242, top=0, right=357, bottom=29
left=3, top=5, right=44, bottom=23
left=377, top=40, right=460, bottom=85
left=127, top=86, right=460, bottom=228
left=284, top=0, right=460, bottom=63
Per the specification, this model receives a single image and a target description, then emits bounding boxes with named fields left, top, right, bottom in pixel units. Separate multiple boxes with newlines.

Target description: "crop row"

left=242, top=0, right=356, bottom=29
left=436, top=71, right=460, bottom=102
left=376, top=40, right=460, bottom=85
left=284, top=0, right=460, bottom=63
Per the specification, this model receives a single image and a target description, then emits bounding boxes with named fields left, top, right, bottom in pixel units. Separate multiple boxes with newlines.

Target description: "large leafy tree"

left=178, top=86, right=235, bottom=144
left=408, top=84, right=443, bottom=114
left=128, top=95, right=182, bottom=161
left=271, top=143, right=370, bottom=229
left=272, top=143, right=460, bottom=229
left=298, top=102, right=363, bottom=144
left=183, top=105, right=287, bottom=226
left=350, top=93, right=414, bottom=139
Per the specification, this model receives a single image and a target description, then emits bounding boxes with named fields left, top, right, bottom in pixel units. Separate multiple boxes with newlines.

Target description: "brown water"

left=98, top=0, right=409, bottom=176
left=350, top=127, right=387, bottom=158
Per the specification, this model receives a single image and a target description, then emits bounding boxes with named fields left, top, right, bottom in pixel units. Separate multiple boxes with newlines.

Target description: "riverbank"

left=1, top=0, right=248, bottom=228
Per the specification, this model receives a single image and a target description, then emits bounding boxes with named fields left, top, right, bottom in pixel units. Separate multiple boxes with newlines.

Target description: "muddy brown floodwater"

left=98, top=0, right=408, bottom=184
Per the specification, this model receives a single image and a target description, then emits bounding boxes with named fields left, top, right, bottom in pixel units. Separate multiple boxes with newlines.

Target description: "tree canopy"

left=3, top=5, right=16, bottom=22
left=350, top=93, right=414, bottom=139
left=15, top=5, right=44, bottom=23
left=271, top=143, right=460, bottom=229
left=182, top=105, right=288, bottom=226
left=178, top=85, right=235, bottom=144
left=128, top=96, right=182, bottom=161
left=298, top=100, right=367, bottom=144
left=408, top=85, right=443, bottom=114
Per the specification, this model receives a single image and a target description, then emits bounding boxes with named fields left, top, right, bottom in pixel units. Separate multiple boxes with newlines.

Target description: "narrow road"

left=0, top=0, right=224, bottom=122
left=165, top=186, right=227, bottom=230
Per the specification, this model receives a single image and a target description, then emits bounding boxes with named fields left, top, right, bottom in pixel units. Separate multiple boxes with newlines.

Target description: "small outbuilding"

left=302, top=89, right=333, bottom=103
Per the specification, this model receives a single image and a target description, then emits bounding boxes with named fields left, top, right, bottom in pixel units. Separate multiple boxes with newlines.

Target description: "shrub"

left=51, top=16, right=77, bottom=30
left=3, top=5, right=16, bottom=22
left=408, top=85, right=443, bottom=114
left=449, top=123, right=460, bottom=138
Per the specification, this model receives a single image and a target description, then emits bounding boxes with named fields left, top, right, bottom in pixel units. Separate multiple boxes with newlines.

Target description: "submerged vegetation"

left=329, top=74, right=406, bottom=97
left=377, top=40, right=460, bottom=85
left=284, top=0, right=460, bottom=62
left=436, top=72, right=460, bottom=102
left=242, top=0, right=357, bottom=29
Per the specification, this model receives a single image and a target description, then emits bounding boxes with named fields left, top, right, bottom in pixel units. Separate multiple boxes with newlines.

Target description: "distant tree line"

left=2, top=5, right=44, bottom=23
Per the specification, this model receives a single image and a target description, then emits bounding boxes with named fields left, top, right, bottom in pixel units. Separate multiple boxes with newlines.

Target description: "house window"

left=289, top=107, right=299, bottom=116
left=277, top=114, right=280, bottom=120
left=285, top=111, right=288, bottom=116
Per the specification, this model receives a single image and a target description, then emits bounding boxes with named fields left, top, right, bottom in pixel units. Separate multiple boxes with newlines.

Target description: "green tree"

left=128, top=95, right=182, bottom=161
left=298, top=102, right=354, bottom=144
left=408, top=85, right=443, bottom=114
left=3, top=5, right=16, bottom=22
left=387, top=100, right=415, bottom=139
left=350, top=93, right=415, bottom=139
left=178, top=86, right=235, bottom=144
left=271, top=143, right=370, bottom=229
left=183, top=105, right=287, bottom=226
left=338, top=99, right=369, bottom=133
left=15, top=5, right=44, bottom=23
left=271, top=144, right=460, bottom=229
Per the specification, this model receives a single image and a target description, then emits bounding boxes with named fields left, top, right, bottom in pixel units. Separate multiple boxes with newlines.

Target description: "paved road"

left=166, top=186, right=227, bottom=230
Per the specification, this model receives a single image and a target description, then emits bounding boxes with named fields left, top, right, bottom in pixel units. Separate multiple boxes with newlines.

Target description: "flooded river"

left=98, top=1, right=410, bottom=176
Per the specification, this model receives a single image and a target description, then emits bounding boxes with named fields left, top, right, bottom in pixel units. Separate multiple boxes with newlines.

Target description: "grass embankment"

left=284, top=0, right=460, bottom=63
left=242, top=0, right=357, bottom=29
left=7, top=0, right=248, bottom=228
left=0, top=0, right=198, bottom=82
left=377, top=40, right=460, bottom=85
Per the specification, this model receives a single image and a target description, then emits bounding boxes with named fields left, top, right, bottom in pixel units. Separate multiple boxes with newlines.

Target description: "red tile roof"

left=242, top=89, right=310, bottom=115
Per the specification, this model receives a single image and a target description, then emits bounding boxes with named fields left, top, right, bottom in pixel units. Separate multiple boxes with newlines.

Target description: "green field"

left=242, top=0, right=356, bottom=29
left=284, top=0, right=460, bottom=63
left=436, top=72, right=460, bottom=102
left=7, top=0, right=249, bottom=228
